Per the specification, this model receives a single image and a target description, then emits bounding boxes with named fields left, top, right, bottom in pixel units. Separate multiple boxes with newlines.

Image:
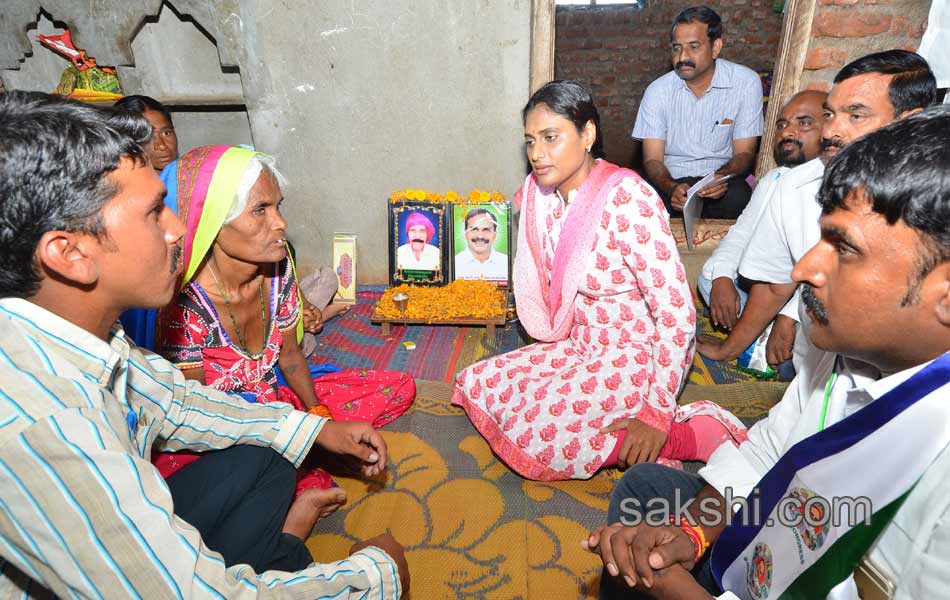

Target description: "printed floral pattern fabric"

left=454, top=176, right=734, bottom=480
left=161, top=258, right=298, bottom=403
left=156, top=257, right=415, bottom=487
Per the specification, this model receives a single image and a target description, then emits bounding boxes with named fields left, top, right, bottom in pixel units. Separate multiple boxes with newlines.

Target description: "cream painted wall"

left=233, top=1, right=531, bottom=281
left=0, top=0, right=532, bottom=283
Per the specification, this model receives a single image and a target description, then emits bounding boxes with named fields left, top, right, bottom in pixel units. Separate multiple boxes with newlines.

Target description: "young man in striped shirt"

left=0, top=91, right=408, bottom=598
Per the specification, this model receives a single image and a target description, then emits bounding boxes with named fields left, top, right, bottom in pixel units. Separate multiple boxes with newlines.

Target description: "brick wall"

left=555, top=1, right=783, bottom=169
left=802, top=0, right=931, bottom=91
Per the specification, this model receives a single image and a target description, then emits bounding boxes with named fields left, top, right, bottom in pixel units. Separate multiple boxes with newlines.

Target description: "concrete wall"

left=0, top=15, right=68, bottom=93
left=171, top=110, right=254, bottom=155
left=118, top=2, right=244, bottom=104
left=0, top=7, right=255, bottom=159
left=233, top=1, right=531, bottom=282
left=0, top=0, right=532, bottom=284
left=555, top=1, right=782, bottom=169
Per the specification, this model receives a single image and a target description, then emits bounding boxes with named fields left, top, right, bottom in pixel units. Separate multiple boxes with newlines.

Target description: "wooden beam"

left=755, top=0, right=818, bottom=177
left=530, top=0, right=556, bottom=95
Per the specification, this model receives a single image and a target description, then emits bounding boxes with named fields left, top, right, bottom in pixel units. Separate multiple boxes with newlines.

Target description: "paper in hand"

left=682, top=171, right=733, bottom=250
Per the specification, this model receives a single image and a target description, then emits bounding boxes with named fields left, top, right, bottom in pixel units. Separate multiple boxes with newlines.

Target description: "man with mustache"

left=454, top=207, right=509, bottom=282
left=0, top=91, right=408, bottom=598
left=633, top=6, right=763, bottom=219
left=734, top=49, right=936, bottom=372
left=695, top=90, right=826, bottom=373
left=589, top=105, right=950, bottom=600
left=396, top=210, right=441, bottom=272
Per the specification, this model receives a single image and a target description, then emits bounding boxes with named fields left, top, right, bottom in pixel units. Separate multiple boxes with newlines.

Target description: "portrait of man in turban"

left=396, top=210, right=441, bottom=272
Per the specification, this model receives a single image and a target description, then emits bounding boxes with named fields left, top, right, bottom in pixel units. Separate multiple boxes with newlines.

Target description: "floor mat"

left=688, top=296, right=775, bottom=386
left=314, top=288, right=767, bottom=387
left=308, top=287, right=527, bottom=383
left=306, top=378, right=784, bottom=599
left=307, top=381, right=616, bottom=599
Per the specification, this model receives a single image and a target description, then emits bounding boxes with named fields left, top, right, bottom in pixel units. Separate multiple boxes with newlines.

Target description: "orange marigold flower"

left=375, top=280, right=506, bottom=321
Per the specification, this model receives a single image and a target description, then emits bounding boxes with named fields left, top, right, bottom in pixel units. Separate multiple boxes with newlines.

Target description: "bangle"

left=676, top=520, right=709, bottom=562
left=307, top=404, right=333, bottom=419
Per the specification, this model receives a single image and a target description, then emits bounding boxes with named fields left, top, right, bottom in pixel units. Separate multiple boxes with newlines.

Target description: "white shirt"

left=737, top=157, right=824, bottom=369
left=738, top=157, right=824, bottom=319
left=632, top=58, right=764, bottom=179
left=918, top=0, right=950, bottom=88
left=454, top=247, right=508, bottom=282
left=702, top=166, right=789, bottom=282
left=703, top=350, right=950, bottom=600
left=396, top=243, right=440, bottom=271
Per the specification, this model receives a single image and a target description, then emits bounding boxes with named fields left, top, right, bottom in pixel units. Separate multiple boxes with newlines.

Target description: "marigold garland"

left=390, top=189, right=505, bottom=205
left=375, top=280, right=506, bottom=321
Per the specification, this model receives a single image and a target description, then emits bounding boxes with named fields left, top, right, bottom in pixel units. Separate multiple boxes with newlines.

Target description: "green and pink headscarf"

left=172, top=144, right=305, bottom=341
left=175, top=145, right=267, bottom=286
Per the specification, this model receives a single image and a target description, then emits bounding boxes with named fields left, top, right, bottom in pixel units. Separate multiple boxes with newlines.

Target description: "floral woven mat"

left=305, top=378, right=784, bottom=598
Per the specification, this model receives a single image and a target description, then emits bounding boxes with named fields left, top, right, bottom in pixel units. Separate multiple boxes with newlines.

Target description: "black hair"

left=671, top=6, right=722, bottom=43
left=464, top=207, right=498, bottom=230
left=523, top=79, right=604, bottom=159
left=817, top=105, right=950, bottom=302
left=0, top=91, right=151, bottom=298
left=833, top=50, right=936, bottom=116
left=113, top=94, right=173, bottom=124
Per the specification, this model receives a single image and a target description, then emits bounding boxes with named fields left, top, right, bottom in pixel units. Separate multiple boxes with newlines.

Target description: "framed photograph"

left=451, top=202, right=512, bottom=286
left=332, top=233, right=357, bottom=304
left=389, top=201, right=450, bottom=285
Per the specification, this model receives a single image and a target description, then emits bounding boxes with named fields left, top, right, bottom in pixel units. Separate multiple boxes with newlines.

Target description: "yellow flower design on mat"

left=308, top=431, right=604, bottom=599
left=523, top=476, right=614, bottom=513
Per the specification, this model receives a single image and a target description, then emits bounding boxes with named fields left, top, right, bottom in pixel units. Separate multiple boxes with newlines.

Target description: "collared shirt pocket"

left=707, top=120, right=735, bottom=153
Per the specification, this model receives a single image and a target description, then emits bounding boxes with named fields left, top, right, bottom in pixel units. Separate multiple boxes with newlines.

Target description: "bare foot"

left=322, top=303, right=351, bottom=322
left=282, top=487, right=347, bottom=540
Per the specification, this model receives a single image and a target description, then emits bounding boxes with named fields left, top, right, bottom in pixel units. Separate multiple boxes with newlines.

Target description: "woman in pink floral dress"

left=453, top=81, right=745, bottom=480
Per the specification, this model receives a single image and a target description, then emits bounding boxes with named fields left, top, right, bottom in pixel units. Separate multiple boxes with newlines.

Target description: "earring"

left=586, top=145, right=592, bottom=153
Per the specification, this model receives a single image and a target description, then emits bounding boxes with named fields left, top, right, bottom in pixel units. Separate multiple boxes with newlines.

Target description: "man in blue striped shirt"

left=0, top=91, right=408, bottom=598
left=633, top=6, right=763, bottom=219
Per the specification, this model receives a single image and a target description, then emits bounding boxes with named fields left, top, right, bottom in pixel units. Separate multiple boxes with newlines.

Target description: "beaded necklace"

left=207, top=263, right=267, bottom=359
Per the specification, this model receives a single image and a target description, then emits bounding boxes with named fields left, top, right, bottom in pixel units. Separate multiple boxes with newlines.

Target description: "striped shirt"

left=0, top=298, right=401, bottom=599
left=632, top=58, right=764, bottom=179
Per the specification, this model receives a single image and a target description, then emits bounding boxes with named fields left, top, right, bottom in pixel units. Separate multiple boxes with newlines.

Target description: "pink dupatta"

left=514, top=160, right=636, bottom=341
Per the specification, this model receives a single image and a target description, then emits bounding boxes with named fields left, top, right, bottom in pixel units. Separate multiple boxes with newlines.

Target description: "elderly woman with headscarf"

left=153, top=145, right=415, bottom=494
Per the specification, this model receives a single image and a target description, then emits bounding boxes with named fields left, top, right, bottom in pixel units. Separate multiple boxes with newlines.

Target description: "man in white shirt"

left=701, top=50, right=937, bottom=372
left=633, top=6, right=764, bottom=219
left=454, top=207, right=508, bottom=282
left=396, top=210, right=440, bottom=271
left=696, top=90, right=826, bottom=358
left=587, top=107, right=950, bottom=600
